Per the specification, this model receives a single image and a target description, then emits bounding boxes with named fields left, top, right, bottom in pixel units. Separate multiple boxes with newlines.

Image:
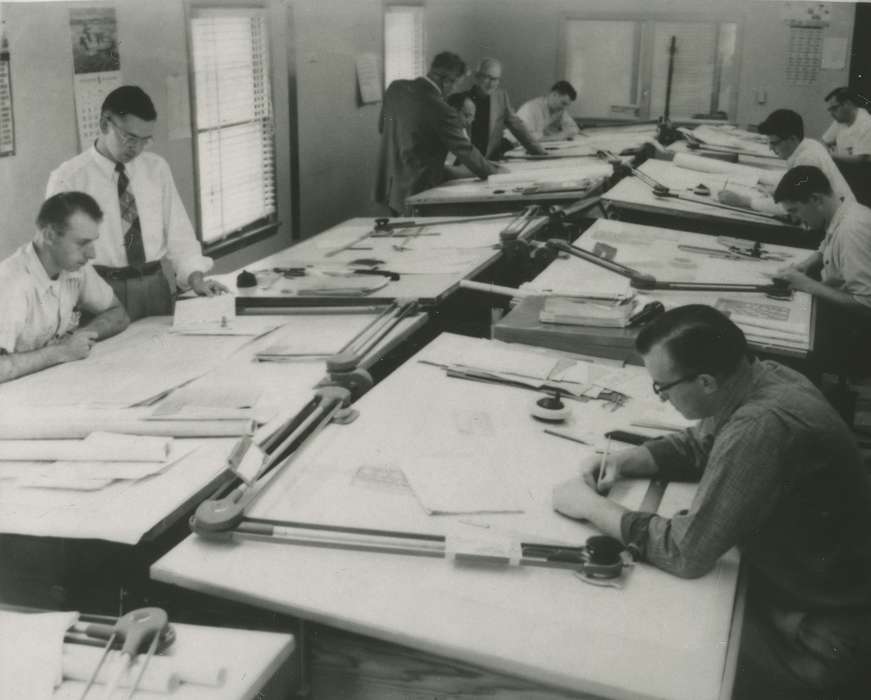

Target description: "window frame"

left=185, top=1, right=280, bottom=256
left=383, top=2, right=426, bottom=89
left=559, top=12, right=742, bottom=125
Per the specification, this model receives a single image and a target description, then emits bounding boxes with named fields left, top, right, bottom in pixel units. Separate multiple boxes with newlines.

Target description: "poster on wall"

left=69, top=6, right=122, bottom=151
left=0, top=26, right=14, bottom=157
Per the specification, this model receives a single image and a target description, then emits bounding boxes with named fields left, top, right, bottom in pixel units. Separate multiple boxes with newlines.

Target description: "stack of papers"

left=0, top=432, right=194, bottom=491
left=173, top=296, right=283, bottom=336
left=539, top=297, right=639, bottom=328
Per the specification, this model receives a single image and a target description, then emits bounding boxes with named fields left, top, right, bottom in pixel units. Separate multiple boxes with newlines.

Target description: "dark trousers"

left=98, top=267, right=174, bottom=322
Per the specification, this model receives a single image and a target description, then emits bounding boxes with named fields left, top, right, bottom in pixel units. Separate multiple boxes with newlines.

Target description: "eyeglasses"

left=652, top=373, right=698, bottom=399
left=108, top=117, right=153, bottom=147
left=478, top=73, right=501, bottom=83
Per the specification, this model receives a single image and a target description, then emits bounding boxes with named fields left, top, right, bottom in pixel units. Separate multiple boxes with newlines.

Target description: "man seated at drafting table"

left=821, top=87, right=871, bottom=164
left=552, top=305, right=871, bottom=699
left=512, top=80, right=581, bottom=143
left=717, top=109, right=855, bottom=220
left=0, top=192, right=129, bottom=384
left=769, top=165, right=871, bottom=375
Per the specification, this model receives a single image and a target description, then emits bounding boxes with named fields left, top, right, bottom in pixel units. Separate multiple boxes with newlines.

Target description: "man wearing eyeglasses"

left=552, top=304, right=871, bottom=699
left=457, top=58, right=546, bottom=160
left=46, top=85, right=227, bottom=321
left=717, top=109, right=854, bottom=218
left=822, top=87, right=871, bottom=164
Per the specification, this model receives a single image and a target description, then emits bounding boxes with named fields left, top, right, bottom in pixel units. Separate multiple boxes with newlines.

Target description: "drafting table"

left=153, top=333, right=743, bottom=700
left=404, top=161, right=612, bottom=217
left=493, top=219, right=815, bottom=364
left=602, top=159, right=810, bottom=246
left=52, top=620, right=294, bottom=699
left=0, top=311, right=423, bottom=608
left=675, top=124, right=784, bottom=169
left=503, top=123, right=660, bottom=161
left=219, top=215, right=542, bottom=308
left=668, top=139, right=787, bottom=171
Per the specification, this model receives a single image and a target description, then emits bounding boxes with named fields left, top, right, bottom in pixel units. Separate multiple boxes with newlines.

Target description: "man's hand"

left=717, top=189, right=750, bottom=208
left=188, top=271, right=229, bottom=297
left=55, top=329, right=98, bottom=363
left=764, top=267, right=814, bottom=293
left=529, top=144, right=548, bottom=157
left=552, top=476, right=603, bottom=521
left=488, top=161, right=510, bottom=174
left=579, top=451, right=621, bottom=493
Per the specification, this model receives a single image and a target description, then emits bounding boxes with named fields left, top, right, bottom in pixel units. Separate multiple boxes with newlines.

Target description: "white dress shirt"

left=822, top=108, right=871, bottom=157
left=0, top=243, right=114, bottom=353
left=46, top=146, right=212, bottom=287
left=819, top=199, right=871, bottom=308
left=513, top=96, right=580, bottom=142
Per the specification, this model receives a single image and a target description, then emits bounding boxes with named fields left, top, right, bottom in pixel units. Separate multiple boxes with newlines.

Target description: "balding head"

left=474, top=58, right=502, bottom=95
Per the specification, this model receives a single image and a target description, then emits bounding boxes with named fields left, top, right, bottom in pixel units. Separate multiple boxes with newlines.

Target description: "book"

left=539, top=296, right=638, bottom=328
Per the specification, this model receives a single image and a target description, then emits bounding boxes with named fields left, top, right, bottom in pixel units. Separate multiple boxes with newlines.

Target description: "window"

left=384, top=5, right=425, bottom=87
left=563, top=18, right=739, bottom=122
left=189, top=6, right=276, bottom=246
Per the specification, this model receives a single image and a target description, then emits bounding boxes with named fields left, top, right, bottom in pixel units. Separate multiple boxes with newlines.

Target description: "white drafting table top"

left=668, top=140, right=787, bottom=171
left=153, top=333, right=741, bottom=700
left=523, top=218, right=814, bottom=356
left=54, top=621, right=294, bottom=700
left=602, top=159, right=796, bottom=229
left=504, top=124, right=660, bottom=160
left=218, top=216, right=524, bottom=305
left=405, top=161, right=612, bottom=208
left=0, top=312, right=423, bottom=544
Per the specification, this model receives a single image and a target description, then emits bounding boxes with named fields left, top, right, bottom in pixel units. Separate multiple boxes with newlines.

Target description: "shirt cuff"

left=621, top=510, right=658, bottom=559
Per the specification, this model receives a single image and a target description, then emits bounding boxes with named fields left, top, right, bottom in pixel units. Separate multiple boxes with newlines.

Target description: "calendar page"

left=69, top=7, right=122, bottom=151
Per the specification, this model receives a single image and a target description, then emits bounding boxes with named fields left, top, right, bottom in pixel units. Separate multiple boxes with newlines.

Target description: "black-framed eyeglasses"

left=107, top=116, right=153, bottom=147
left=652, top=374, right=698, bottom=398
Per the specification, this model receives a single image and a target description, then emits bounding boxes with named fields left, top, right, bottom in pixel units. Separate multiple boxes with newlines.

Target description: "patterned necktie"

left=116, top=162, right=146, bottom=266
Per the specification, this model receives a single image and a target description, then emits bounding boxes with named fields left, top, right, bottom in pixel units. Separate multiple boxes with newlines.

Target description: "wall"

left=443, top=0, right=855, bottom=138
left=0, top=0, right=858, bottom=265
left=0, top=0, right=294, bottom=271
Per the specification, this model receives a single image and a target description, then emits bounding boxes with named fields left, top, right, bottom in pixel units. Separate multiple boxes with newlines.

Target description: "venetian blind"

left=384, top=5, right=425, bottom=87
left=190, top=8, right=276, bottom=244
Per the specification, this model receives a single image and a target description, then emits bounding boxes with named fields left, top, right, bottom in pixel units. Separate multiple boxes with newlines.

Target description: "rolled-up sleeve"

left=622, top=413, right=787, bottom=578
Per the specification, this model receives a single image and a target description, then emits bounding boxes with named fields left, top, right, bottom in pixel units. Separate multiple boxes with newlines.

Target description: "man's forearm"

left=796, top=251, right=823, bottom=275
left=82, top=303, right=130, bottom=340
left=0, top=346, right=64, bottom=384
left=806, top=279, right=871, bottom=313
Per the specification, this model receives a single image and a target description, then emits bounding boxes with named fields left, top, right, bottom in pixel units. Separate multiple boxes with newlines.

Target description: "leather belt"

left=94, top=260, right=163, bottom=280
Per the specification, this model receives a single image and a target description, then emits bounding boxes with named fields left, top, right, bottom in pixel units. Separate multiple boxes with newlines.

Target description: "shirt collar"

left=89, top=143, right=124, bottom=180
left=827, top=198, right=850, bottom=237
left=707, top=359, right=758, bottom=435
left=786, top=138, right=810, bottom=167
left=421, top=75, right=441, bottom=94
left=22, top=242, right=57, bottom=292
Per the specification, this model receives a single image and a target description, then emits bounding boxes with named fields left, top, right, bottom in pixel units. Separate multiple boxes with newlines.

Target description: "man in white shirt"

left=771, top=165, right=871, bottom=374
left=515, top=81, right=581, bottom=143
left=718, top=109, right=854, bottom=217
left=821, top=87, right=871, bottom=163
left=46, top=86, right=227, bottom=321
left=0, top=191, right=129, bottom=384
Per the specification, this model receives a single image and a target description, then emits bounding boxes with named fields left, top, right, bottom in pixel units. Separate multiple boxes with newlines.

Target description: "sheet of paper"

left=0, top=432, right=171, bottom=462
left=0, top=320, right=253, bottom=407
left=401, top=452, right=524, bottom=515
left=420, top=337, right=558, bottom=379
left=356, top=52, right=382, bottom=104
left=0, top=610, right=78, bottom=699
left=173, top=294, right=236, bottom=328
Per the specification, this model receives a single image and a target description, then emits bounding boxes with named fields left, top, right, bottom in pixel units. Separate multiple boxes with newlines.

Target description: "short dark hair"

left=825, top=86, right=862, bottom=105
left=101, top=85, right=157, bottom=121
left=446, top=92, right=472, bottom=111
left=36, top=192, right=104, bottom=234
left=758, top=109, right=803, bottom=141
left=550, top=80, right=577, bottom=101
left=430, top=52, right=466, bottom=79
left=773, top=165, right=833, bottom=203
left=635, top=304, right=748, bottom=378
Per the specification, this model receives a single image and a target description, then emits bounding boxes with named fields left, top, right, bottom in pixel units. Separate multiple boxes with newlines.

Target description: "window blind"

left=384, top=5, right=425, bottom=87
left=190, top=8, right=276, bottom=244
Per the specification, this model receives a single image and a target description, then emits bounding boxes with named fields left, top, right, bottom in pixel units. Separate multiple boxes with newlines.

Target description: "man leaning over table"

left=0, top=191, right=129, bottom=384
left=514, top=80, right=581, bottom=143
left=552, top=305, right=871, bottom=699
left=46, top=85, right=227, bottom=322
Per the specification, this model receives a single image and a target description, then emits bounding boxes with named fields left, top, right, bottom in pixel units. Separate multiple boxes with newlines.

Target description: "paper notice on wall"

left=0, top=28, right=14, bottom=157
left=69, top=7, right=122, bottom=150
left=786, top=25, right=823, bottom=86
left=821, top=36, right=848, bottom=70
left=356, top=53, right=382, bottom=104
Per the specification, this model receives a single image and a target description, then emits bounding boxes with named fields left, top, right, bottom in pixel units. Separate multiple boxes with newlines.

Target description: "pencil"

left=598, top=437, right=612, bottom=491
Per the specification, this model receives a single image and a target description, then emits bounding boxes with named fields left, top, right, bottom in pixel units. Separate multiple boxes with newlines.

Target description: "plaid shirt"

left=623, top=359, right=871, bottom=612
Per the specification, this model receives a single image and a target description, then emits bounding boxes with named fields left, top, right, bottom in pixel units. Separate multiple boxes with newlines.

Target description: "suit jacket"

left=459, top=86, right=540, bottom=159
left=375, top=78, right=493, bottom=214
